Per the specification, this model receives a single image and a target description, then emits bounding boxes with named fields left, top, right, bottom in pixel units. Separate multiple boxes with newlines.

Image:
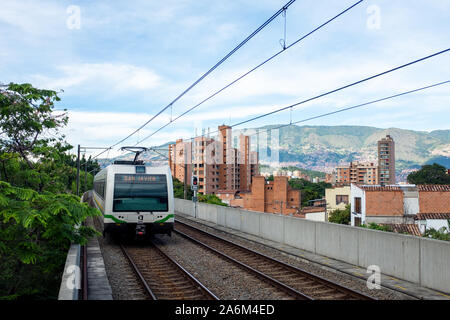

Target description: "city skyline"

left=1, top=0, right=449, bottom=157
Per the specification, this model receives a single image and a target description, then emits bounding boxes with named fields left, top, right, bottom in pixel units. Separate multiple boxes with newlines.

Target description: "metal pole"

left=84, top=160, right=87, bottom=193
left=184, top=143, right=187, bottom=200
left=194, top=189, right=197, bottom=218
left=76, top=144, right=80, bottom=196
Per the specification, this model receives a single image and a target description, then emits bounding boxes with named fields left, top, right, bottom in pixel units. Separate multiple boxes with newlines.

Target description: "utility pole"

left=184, top=142, right=188, bottom=200
left=76, top=146, right=110, bottom=197
left=84, top=158, right=87, bottom=194
left=76, top=144, right=80, bottom=196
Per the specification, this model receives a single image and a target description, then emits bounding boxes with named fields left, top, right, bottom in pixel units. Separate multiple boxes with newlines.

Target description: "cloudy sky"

left=1, top=0, right=449, bottom=158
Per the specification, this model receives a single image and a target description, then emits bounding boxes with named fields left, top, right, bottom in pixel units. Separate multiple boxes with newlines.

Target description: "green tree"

left=288, top=178, right=331, bottom=207
left=407, top=163, right=450, bottom=185
left=423, top=221, right=450, bottom=241
left=0, top=83, right=100, bottom=299
left=0, top=83, right=78, bottom=193
left=328, top=204, right=351, bottom=224
left=359, top=222, right=392, bottom=232
left=172, top=177, right=193, bottom=200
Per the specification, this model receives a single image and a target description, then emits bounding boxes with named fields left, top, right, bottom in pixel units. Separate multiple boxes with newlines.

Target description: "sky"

left=1, top=0, right=449, bottom=158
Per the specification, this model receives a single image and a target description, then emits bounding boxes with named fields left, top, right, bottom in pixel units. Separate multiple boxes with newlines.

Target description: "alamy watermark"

left=366, top=4, right=381, bottom=30
left=366, top=265, right=381, bottom=290
left=174, top=126, right=280, bottom=166
left=67, top=5, right=81, bottom=30
left=65, top=264, right=81, bottom=290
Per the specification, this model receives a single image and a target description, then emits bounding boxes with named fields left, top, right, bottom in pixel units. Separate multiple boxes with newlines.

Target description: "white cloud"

left=0, top=1, right=65, bottom=35
left=32, top=63, right=161, bottom=93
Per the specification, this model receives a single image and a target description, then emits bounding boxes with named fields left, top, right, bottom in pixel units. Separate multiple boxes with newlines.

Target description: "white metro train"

left=92, top=160, right=174, bottom=239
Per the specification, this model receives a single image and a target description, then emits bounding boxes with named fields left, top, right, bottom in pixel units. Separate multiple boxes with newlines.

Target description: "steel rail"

left=120, top=243, right=219, bottom=300
left=175, top=221, right=375, bottom=300
left=174, top=228, right=312, bottom=300
left=120, top=244, right=157, bottom=300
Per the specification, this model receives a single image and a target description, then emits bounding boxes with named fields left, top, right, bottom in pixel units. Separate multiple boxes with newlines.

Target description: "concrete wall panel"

left=358, top=229, right=420, bottom=283
left=224, top=207, right=241, bottom=230
left=284, top=217, right=316, bottom=253
left=420, top=237, right=450, bottom=293
left=315, top=222, right=359, bottom=265
left=240, top=209, right=261, bottom=237
left=260, top=213, right=284, bottom=243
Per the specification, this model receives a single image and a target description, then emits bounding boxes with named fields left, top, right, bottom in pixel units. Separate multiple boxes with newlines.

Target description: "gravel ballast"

left=90, top=214, right=411, bottom=300
left=174, top=215, right=412, bottom=300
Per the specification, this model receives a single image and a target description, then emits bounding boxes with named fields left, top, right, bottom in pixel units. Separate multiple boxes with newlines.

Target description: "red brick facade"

left=217, top=176, right=301, bottom=215
left=242, top=176, right=301, bottom=215
left=418, top=185, right=450, bottom=213
left=364, top=190, right=404, bottom=216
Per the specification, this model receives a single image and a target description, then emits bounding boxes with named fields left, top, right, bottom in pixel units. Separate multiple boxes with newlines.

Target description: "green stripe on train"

left=104, top=214, right=174, bottom=224
left=155, top=214, right=174, bottom=223
left=104, top=214, right=127, bottom=224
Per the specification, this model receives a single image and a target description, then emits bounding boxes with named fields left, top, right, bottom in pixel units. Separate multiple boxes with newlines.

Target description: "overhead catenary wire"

left=134, top=0, right=365, bottom=146
left=242, top=79, right=450, bottom=139
left=151, top=79, right=450, bottom=151
left=91, top=0, right=297, bottom=160
left=167, top=47, right=450, bottom=143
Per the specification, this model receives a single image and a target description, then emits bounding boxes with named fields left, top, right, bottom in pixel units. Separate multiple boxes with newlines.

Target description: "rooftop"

left=415, top=213, right=450, bottom=220
left=379, top=223, right=422, bottom=237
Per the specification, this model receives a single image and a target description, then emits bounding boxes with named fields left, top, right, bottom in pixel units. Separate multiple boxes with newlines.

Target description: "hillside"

left=237, top=125, right=450, bottom=180
left=100, top=126, right=450, bottom=182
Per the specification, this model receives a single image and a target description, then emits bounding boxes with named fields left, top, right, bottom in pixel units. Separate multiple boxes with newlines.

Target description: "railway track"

left=120, top=243, right=219, bottom=300
left=174, top=221, right=375, bottom=300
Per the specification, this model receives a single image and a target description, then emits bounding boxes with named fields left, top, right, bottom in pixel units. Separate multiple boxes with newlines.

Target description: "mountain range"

left=238, top=125, right=450, bottom=181
left=100, top=125, right=450, bottom=182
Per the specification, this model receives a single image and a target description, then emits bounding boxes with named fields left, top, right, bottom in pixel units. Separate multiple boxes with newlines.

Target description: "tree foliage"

left=198, top=193, right=227, bottom=206
left=0, top=182, right=99, bottom=299
left=407, top=163, right=450, bottom=185
left=288, top=178, right=331, bottom=207
left=423, top=221, right=450, bottom=241
left=328, top=204, right=350, bottom=225
left=0, top=83, right=100, bottom=299
left=172, top=177, right=193, bottom=200
left=359, top=222, right=392, bottom=232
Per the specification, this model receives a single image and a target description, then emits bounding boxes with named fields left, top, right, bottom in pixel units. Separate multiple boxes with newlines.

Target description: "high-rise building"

left=168, top=139, right=192, bottom=186
left=378, top=135, right=395, bottom=185
left=169, top=125, right=258, bottom=195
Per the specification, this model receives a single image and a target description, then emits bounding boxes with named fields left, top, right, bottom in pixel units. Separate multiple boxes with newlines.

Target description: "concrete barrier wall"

left=316, top=222, right=360, bottom=266
left=58, top=243, right=81, bottom=300
left=174, top=199, right=450, bottom=293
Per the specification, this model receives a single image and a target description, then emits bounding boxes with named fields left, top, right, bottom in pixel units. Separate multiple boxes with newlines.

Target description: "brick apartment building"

left=168, top=125, right=259, bottom=194
left=217, top=176, right=301, bottom=215
left=333, top=135, right=396, bottom=186
left=335, top=162, right=379, bottom=185
left=350, top=184, right=450, bottom=235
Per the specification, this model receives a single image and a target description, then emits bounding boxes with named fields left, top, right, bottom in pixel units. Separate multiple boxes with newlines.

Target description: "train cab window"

left=135, top=166, right=146, bottom=174
left=113, top=174, right=168, bottom=212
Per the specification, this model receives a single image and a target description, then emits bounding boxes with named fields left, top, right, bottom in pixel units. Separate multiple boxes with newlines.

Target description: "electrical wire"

left=164, top=78, right=450, bottom=148
left=166, top=47, right=450, bottom=143
left=134, top=0, right=365, bottom=146
left=91, top=0, right=297, bottom=159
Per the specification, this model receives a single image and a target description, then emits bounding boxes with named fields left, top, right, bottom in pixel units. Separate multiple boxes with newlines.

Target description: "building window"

left=336, top=195, right=349, bottom=205
left=354, top=197, right=361, bottom=214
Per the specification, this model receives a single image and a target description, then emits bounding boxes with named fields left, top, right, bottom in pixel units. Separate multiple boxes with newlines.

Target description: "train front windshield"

left=113, top=174, right=168, bottom=212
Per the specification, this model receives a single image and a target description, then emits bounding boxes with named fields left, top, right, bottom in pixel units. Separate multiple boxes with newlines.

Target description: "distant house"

left=217, top=176, right=301, bottom=215
left=301, top=206, right=327, bottom=222
left=350, top=183, right=450, bottom=235
left=325, top=186, right=350, bottom=214
left=415, top=213, right=450, bottom=234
